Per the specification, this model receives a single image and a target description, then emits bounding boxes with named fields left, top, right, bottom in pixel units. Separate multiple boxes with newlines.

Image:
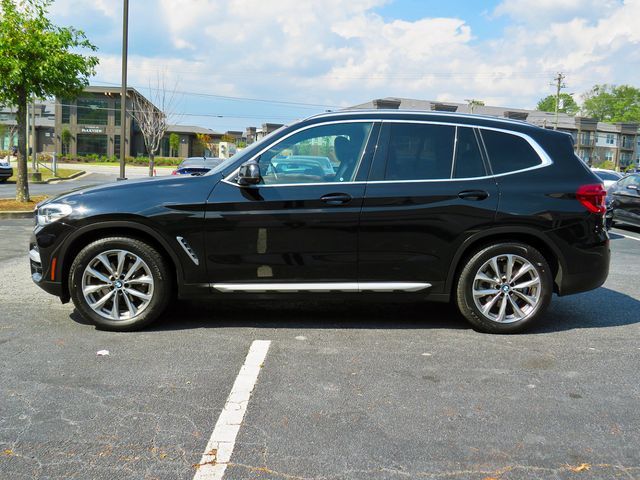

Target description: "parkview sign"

left=80, top=126, right=105, bottom=134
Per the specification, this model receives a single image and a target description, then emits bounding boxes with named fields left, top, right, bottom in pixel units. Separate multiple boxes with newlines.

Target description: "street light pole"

left=118, top=0, right=129, bottom=180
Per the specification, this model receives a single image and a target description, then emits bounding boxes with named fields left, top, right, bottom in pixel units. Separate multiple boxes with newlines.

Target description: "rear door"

left=359, top=121, right=499, bottom=293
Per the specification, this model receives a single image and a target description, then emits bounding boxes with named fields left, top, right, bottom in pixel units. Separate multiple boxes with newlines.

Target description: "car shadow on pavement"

left=70, top=298, right=470, bottom=331
left=69, top=286, right=639, bottom=334
left=531, top=287, right=640, bottom=333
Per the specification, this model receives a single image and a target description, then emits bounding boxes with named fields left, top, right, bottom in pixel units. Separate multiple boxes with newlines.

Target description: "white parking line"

left=613, top=230, right=640, bottom=242
left=193, top=340, right=271, bottom=480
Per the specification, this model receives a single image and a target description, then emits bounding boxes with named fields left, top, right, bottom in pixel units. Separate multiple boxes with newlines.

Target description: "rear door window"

left=453, top=127, right=486, bottom=178
left=384, top=123, right=455, bottom=180
left=481, top=129, right=542, bottom=175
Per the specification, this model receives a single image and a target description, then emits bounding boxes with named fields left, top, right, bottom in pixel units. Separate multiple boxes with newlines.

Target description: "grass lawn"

left=7, top=167, right=82, bottom=182
left=0, top=195, right=48, bottom=212
left=74, top=161, right=174, bottom=168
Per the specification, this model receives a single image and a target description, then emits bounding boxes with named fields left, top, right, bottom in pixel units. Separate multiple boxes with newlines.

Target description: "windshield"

left=206, top=125, right=288, bottom=176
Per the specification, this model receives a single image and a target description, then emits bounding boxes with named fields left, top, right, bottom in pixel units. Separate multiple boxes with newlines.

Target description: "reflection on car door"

left=359, top=122, right=499, bottom=292
left=204, top=122, right=379, bottom=288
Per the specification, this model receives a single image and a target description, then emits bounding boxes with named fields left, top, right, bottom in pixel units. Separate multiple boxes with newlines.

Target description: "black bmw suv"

left=30, top=110, right=609, bottom=333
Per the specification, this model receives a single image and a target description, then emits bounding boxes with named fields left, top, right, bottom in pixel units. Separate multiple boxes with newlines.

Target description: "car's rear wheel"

left=456, top=243, right=552, bottom=333
left=69, top=237, right=171, bottom=331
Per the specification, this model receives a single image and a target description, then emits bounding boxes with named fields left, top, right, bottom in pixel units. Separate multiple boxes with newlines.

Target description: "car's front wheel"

left=456, top=242, right=552, bottom=333
left=69, top=237, right=171, bottom=331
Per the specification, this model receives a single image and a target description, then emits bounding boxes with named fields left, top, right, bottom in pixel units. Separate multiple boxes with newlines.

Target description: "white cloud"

left=48, top=0, right=640, bottom=128
left=493, top=0, right=622, bottom=25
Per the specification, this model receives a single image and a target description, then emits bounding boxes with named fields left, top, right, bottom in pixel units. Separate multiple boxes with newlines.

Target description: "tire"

left=456, top=242, right=552, bottom=333
left=69, top=237, right=172, bottom=331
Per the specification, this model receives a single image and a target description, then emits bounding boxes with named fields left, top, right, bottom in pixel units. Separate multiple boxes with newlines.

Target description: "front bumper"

left=30, top=220, right=76, bottom=302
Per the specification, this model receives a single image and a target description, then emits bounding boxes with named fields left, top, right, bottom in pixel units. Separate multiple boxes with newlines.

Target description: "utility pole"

left=118, top=0, right=129, bottom=181
left=552, top=72, right=566, bottom=130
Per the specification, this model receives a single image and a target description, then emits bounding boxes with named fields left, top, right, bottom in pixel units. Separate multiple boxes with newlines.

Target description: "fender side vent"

left=176, top=236, right=200, bottom=266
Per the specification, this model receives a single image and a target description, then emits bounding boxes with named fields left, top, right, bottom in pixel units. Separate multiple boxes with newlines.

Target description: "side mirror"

left=627, top=184, right=638, bottom=191
left=237, top=160, right=261, bottom=186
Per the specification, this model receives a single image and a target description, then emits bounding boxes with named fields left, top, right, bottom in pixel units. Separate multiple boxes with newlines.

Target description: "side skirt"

left=211, top=282, right=431, bottom=293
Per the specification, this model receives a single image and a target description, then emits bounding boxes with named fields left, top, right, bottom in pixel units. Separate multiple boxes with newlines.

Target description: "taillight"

left=576, top=184, right=606, bottom=214
left=171, top=170, right=177, bottom=175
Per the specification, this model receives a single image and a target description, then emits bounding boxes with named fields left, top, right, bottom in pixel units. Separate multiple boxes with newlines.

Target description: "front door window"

left=255, top=122, right=373, bottom=185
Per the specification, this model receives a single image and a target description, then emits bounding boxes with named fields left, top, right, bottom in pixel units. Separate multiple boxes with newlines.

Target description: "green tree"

left=196, top=133, right=217, bottom=157
left=536, top=93, right=579, bottom=115
left=61, top=127, right=72, bottom=155
left=169, top=132, right=180, bottom=157
left=0, top=0, right=98, bottom=202
left=221, top=133, right=237, bottom=144
left=581, top=84, right=640, bottom=122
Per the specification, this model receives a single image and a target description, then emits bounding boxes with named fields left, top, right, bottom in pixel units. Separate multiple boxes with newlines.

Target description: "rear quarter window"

left=481, top=129, right=543, bottom=175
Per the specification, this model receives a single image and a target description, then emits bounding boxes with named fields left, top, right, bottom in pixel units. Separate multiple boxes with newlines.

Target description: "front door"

left=204, top=121, right=378, bottom=290
left=359, top=122, right=499, bottom=293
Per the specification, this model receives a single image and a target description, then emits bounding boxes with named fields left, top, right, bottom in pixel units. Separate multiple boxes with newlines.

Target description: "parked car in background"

left=606, top=173, right=640, bottom=228
left=30, top=110, right=609, bottom=334
left=0, top=157, right=13, bottom=182
left=270, top=155, right=336, bottom=180
left=591, top=168, right=623, bottom=190
left=171, top=157, right=224, bottom=176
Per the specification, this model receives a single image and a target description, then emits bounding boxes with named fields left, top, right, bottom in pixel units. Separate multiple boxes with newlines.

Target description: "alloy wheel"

left=81, top=249, right=154, bottom=321
left=472, top=254, right=542, bottom=324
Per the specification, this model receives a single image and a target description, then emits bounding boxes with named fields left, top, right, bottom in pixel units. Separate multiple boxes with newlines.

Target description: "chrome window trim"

left=450, top=126, right=459, bottom=179
left=367, top=119, right=552, bottom=183
left=212, top=281, right=431, bottom=293
left=221, top=179, right=367, bottom=188
left=221, top=117, right=552, bottom=187
left=306, top=109, right=536, bottom=128
left=223, top=119, right=377, bottom=188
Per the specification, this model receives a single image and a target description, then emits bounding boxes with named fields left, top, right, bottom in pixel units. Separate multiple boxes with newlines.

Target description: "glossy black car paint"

left=31, top=110, right=609, bottom=308
left=608, top=174, right=640, bottom=227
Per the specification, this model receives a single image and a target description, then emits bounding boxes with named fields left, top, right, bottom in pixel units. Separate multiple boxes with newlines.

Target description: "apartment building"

left=1, top=86, right=220, bottom=158
left=351, top=97, right=640, bottom=170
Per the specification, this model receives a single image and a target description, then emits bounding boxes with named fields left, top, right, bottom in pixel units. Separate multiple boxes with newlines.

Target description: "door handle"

left=320, top=193, right=352, bottom=205
left=458, top=189, right=489, bottom=201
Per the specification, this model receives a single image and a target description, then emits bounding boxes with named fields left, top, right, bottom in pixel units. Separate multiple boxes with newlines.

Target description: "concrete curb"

left=4, top=170, right=86, bottom=185
left=32, top=170, right=86, bottom=184
left=0, top=210, right=33, bottom=219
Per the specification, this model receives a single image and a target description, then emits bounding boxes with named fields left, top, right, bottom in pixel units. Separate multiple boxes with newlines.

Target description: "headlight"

left=36, top=203, right=73, bottom=226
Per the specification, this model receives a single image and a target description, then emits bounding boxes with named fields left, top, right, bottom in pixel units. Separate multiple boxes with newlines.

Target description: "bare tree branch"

left=130, top=73, right=182, bottom=176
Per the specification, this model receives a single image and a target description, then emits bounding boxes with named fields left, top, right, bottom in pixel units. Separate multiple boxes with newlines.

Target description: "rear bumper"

left=550, top=225, right=610, bottom=296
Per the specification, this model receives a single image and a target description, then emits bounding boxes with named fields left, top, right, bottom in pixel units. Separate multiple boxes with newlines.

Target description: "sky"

left=48, top=0, right=640, bottom=132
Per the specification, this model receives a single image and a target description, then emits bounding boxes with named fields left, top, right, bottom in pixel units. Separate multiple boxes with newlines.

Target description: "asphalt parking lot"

left=1, top=219, right=639, bottom=480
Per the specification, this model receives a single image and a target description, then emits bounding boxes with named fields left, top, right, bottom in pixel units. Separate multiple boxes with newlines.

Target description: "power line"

left=56, top=102, right=301, bottom=122
left=92, top=79, right=340, bottom=109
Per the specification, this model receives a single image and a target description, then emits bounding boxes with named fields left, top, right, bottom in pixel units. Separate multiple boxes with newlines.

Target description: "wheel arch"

left=446, top=227, right=564, bottom=298
left=59, top=221, right=183, bottom=302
